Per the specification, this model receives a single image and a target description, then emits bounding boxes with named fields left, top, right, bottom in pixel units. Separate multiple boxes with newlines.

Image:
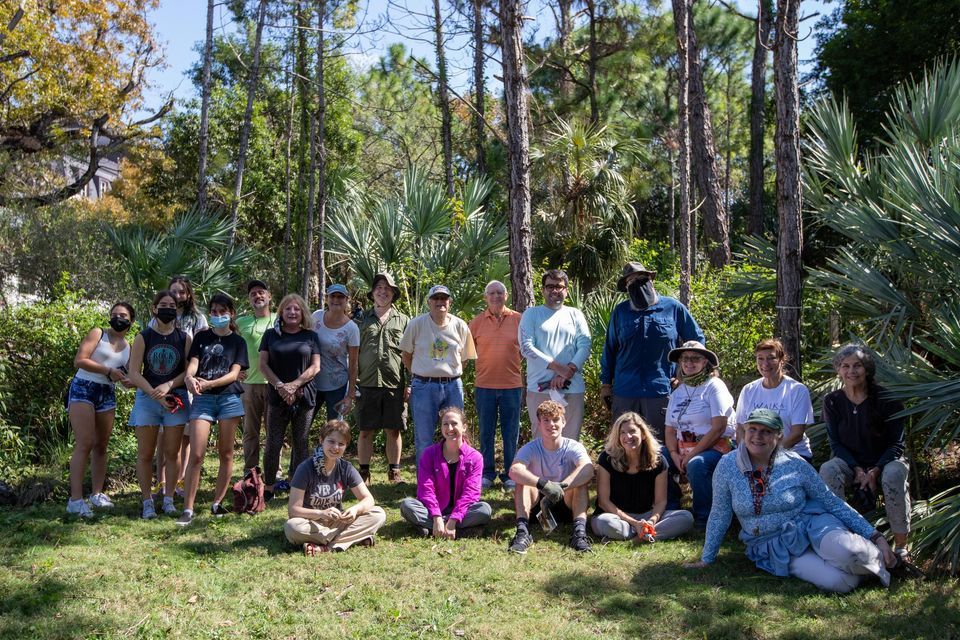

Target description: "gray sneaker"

left=142, top=499, right=157, bottom=520
left=66, top=498, right=94, bottom=519
left=508, top=530, right=533, bottom=554
left=175, top=510, right=194, bottom=527
left=162, top=496, right=178, bottom=516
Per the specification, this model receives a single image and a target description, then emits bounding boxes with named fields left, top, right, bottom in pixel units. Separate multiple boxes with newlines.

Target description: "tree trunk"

left=196, top=0, right=215, bottom=210
left=673, top=0, right=692, bottom=306
left=556, top=0, right=574, bottom=104
left=294, top=1, right=311, bottom=284
left=472, top=0, right=486, bottom=175
left=302, top=111, right=317, bottom=301
left=586, top=0, right=600, bottom=125
left=499, top=0, right=535, bottom=311
left=433, top=0, right=454, bottom=198
left=684, top=1, right=730, bottom=268
left=282, top=18, right=296, bottom=295
left=774, top=0, right=802, bottom=377
left=748, top=0, right=773, bottom=236
left=314, top=0, right=328, bottom=302
left=229, top=0, right=269, bottom=241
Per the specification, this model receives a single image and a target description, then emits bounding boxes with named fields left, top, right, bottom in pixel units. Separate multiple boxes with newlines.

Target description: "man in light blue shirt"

left=518, top=269, right=591, bottom=439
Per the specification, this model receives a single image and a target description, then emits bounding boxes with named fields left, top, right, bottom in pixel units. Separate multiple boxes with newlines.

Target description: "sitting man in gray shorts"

left=354, top=273, right=409, bottom=484
left=507, top=400, right=595, bottom=554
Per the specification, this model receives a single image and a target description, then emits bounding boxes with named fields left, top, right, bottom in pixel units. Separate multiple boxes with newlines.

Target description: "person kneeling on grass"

left=400, top=406, right=492, bottom=539
left=284, top=420, right=386, bottom=555
left=592, top=412, right=694, bottom=543
left=507, top=400, right=594, bottom=554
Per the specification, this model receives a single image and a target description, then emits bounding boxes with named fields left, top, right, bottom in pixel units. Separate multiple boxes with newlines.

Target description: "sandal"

left=303, top=542, right=329, bottom=557
left=891, top=547, right=926, bottom=580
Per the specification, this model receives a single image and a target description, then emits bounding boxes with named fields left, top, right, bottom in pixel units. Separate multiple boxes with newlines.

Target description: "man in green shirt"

left=355, top=273, right=409, bottom=484
left=236, top=279, right=276, bottom=472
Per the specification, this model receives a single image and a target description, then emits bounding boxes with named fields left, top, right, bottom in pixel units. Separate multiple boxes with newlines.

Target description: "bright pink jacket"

left=416, top=441, right=483, bottom=522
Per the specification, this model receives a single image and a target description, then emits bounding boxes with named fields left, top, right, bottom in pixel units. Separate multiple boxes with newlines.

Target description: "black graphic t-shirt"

left=188, top=330, right=249, bottom=395
left=141, top=327, right=188, bottom=388
left=291, top=456, right=363, bottom=511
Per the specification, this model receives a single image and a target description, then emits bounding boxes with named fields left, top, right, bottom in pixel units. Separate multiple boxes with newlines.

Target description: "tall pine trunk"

left=472, top=0, right=486, bottom=175
left=434, top=0, right=454, bottom=198
left=586, top=0, right=600, bottom=125
left=774, top=0, right=802, bottom=376
left=196, top=0, right=215, bottom=210
left=673, top=0, right=692, bottom=306
left=683, top=1, right=730, bottom=268
left=314, top=0, right=328, bottom=301
left=282, top=18, right=296, bottom=295
left=500, top=0, right=534, bottom=311
left=748, top=0, right=772, bottom=236
left=229, top=0, right=269, bottom=241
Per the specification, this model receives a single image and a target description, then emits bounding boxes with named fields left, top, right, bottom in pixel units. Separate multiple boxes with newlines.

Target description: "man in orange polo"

left=469, top=280, right=523, bottom=490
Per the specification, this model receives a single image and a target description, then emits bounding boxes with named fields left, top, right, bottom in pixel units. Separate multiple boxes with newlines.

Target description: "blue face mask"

left=209, top=315, right=231, bottom=329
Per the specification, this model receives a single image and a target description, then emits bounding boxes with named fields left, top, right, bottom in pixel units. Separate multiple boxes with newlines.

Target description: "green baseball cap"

left=745, top=408, right=784, bottom=432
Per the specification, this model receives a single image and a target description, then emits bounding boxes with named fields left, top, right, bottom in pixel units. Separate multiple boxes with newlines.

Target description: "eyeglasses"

left=680, top=355, right=706, bottom=363
left=544, top=284, right=566, bottom=291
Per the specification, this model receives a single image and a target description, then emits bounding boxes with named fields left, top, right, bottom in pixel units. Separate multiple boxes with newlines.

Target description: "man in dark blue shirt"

left=600, top=262, right=704, bottom=440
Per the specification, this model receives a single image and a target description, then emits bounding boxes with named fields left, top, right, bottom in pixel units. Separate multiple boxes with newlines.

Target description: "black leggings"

left=263, top=401, right=316, bottom=485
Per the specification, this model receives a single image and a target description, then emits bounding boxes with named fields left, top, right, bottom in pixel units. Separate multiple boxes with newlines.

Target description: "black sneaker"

left=508, top=530, right=533, bottom=554
left=569, top=533, right=592, bottom=553
left=211, top=503, right=230, bottom=518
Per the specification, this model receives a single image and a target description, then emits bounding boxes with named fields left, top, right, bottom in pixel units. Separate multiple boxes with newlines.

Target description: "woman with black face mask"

left=125, top=290, right=192, bottom=520
left=65, top=302, right=136, bottom=518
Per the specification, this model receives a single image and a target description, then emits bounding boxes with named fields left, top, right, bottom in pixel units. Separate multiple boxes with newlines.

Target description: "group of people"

left=64, top=263, right=916, bottom=591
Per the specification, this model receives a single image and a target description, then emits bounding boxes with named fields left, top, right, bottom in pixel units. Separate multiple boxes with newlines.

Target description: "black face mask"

left=109, top=317, right=132, bottom=332
left=628, top=278, right=659, bottom=309
left=156, top=307, right=177, bottom=324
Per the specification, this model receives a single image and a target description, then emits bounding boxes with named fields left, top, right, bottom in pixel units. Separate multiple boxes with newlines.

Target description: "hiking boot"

left=142, top=499, right=157, bottom=520
left=88, top=493, right=114, bottom=509
left=388, top=468, right=402, bottom=484
left=175, top=510, right=194, bottom=527
left=162, top=496, right=178, bottom=516
left=569, top=533, right=592, bottom=553
left=359, top=468, right=371, bottom=484
left=66, top=498, right=94, bottom=519
left=508, top=530, right=533, bottom=554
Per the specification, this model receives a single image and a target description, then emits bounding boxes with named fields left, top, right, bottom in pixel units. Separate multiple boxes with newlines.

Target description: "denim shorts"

left=68, top=377, right=116, bottom=413
left=129, top=388, right=190, bottom=427
left=189, top=392, right=245, bottom=422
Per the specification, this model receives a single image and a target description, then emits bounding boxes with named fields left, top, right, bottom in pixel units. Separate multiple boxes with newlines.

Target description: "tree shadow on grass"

left=0, top=574, right=119, bottom=639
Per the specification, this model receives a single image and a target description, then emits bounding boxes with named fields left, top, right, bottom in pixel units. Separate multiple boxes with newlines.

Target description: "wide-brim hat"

left=367, top=273, right=401, bottom=301
left=668, top=340, right=719, bottom=367
left=616, top=262, right=657, bottom=292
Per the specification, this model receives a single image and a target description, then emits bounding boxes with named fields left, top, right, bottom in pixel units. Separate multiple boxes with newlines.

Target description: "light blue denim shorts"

left=129, top=388, right=190, bottom=427
left=189, top=392, right=245, bottom=422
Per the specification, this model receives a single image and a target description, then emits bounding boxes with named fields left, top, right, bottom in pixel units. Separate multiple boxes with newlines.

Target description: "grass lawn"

left=1, top=459, right=958, bottom=640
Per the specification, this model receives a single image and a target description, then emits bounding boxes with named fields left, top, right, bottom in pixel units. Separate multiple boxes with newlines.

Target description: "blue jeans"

left=410, top=377, right=464, bottom=465
left=318, top=385, right=348, bottom=422
left=663, top=445, right=722, bottom=526
left=475, top=387, right=522, bottom=482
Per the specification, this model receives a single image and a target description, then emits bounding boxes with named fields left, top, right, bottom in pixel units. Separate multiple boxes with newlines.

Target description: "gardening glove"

left=537, top=479, right=567, bottom=505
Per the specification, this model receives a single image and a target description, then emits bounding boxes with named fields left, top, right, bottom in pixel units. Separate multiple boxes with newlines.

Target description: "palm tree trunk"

left=748, top=0, right=773, bottom=236
left=472, top=0, right=486, bottom=175
left=774, top=0, right=802, bottom=377
left=684, top=0, right=730, bottom=268
left=229, top=0, right=269, bottom=241
left=500, top=0, right=535, bottom=311
left=673, top=0, right=692, bottom=306
left=433, top=0, right=454, bottom=198
left=196, top=0, right=215, bottom=210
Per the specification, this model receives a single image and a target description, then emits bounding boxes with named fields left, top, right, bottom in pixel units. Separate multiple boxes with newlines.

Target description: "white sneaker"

left=88, top=493, right=114, bottom=509
left=162, top=496, right=178, bottom=516
left=142, top=499, right=157, bottom=520
left=66, top=498, right=94, bottom=518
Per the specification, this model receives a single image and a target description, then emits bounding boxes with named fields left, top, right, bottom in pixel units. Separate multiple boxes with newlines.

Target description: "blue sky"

left=142, top=0, right=829, bottom=114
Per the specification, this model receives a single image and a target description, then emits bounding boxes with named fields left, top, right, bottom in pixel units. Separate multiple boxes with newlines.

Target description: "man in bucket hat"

left=354, top=273, right=409, bottom=484
left=600, top=262, right=704, bottom=440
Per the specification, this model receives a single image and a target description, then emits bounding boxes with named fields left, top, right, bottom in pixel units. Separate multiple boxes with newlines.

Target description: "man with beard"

left=518, top=269, right=591, bottom=440
left=236, top=279, right=276, bottom=473
left=600, top=263, right=704, bottom=440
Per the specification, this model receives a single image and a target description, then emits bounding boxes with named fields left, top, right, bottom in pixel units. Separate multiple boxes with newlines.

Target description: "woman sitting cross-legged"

left=284, top=420, right=386, bottom=555
left=686, top=408, right=897, bottom=593
left=400, top=406, right=492, bottom=539
left=592, top=412, right=694, bottom=542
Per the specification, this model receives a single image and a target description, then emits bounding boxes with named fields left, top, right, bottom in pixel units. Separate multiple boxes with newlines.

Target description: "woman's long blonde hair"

left=603, top=412, right=661, bottom=472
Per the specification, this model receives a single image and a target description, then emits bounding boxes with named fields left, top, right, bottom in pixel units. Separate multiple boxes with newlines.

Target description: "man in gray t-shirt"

left=507, top=400, right=594, bottom=554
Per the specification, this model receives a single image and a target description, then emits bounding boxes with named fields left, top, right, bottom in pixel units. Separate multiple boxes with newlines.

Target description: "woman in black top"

left=592, top=412, right=694, bottom=541
left=259, top=293, right=322, bottom=499
left=126, top=290, right=192, bottom=519
left=819, top=344, right=911, bottom=557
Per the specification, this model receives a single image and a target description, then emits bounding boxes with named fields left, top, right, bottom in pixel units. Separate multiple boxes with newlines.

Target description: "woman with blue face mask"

left=176, top=293, right=250, bottom=526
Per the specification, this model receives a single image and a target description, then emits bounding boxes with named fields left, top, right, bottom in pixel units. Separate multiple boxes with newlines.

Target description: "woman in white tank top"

left=66, top=302, right=135, bottom=518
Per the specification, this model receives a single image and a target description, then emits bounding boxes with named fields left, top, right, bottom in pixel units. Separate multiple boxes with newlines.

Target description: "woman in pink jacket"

left=400, top=407, right=492, bottom=538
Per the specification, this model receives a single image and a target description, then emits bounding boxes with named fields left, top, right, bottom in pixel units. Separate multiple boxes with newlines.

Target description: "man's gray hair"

left=484, top=280, right=508, bottom=294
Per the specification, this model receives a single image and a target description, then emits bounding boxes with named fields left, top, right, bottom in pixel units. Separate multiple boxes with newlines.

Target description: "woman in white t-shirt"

left=664, top=341, right=735, bottom=528
left=311, top=284, right=360, bottom=421
left=735, top=338, right=814, bottom=462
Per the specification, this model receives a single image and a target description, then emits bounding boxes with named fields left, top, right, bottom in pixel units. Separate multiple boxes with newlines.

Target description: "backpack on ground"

left=232, top=466, right=266, bottom=515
